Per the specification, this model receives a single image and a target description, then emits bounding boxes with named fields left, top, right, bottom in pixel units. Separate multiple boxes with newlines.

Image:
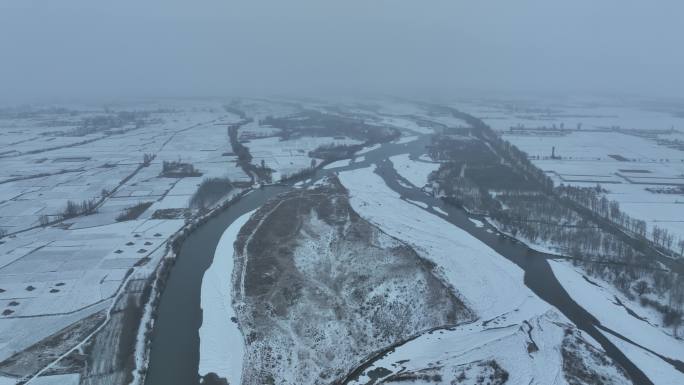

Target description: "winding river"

left=144, top=134, right=670, bottom=385
left=143, top=187, right=288, bottom=385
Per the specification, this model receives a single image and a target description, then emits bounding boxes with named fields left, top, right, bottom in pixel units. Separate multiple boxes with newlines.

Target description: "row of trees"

left=279, top=167, right=317, bottom=183
left=558, top=185, right=648, bottom=237
left=558, top=184, right=684, bottom=257
left=50, top=110, right=153, bottom=137
left=652, top=225, right=684, bottom=255
left=493, top=192, right=644, bottom=263
left=33, top=153, right=154, bottom=230
left=60, top=199, right=98, bottom=219
left=226, top=118, right=260, bottom=183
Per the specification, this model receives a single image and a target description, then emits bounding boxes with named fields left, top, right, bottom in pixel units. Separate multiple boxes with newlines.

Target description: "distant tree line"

left=279, top=165, right=317, bottom=183
left=56, top=199, right=99, bottom=220
left=261, top=110, right=399, bottom=143
left=160, top=159, right=202, bottom=178
left=116, top=202, right=153, bottom=222
left=309, top=143, right=364, bottom=162
left=50, top=110, right=153, bottom=137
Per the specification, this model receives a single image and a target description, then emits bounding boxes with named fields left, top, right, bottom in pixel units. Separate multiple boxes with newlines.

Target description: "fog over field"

left=1, top=0, right=684, bottom=102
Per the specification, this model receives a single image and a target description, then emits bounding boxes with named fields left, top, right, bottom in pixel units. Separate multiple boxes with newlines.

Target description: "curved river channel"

left=145, top=135, right=674, bottom=385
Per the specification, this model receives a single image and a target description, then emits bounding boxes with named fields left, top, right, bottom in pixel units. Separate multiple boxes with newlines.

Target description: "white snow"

left=389, top=154, right=440, bottom=188
left=347, top=310, right=601, bottom=385
left=30, top=374, right=79, bottom=385
left=405, top=198, right=429, bottom=209
left=0, top=294, right=111, bottom=362
left=604, top=333, right=684, bottom=385
left=550, top=260, right=684, bottom=367
left=338, top=166, right=635, bottom=385
left=198, top=210, right=255, bottom=383
left=468, top=217, right=485, bottom=228
left=380, top=117, right=433, bottom=135
left=394, top=135, right=419, bottom=144
left=322, top=159, right=348, bottom=170
left=338, top=166, right=548, bottom=320
left=355, top=143, right=381, bottom=155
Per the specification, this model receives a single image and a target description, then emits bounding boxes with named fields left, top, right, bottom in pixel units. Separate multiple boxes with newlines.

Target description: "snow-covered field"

left=0, top=100, right=251, bottom=381
left=508, top=131, right=684, bottom=240
left=453, top=97, right=684, bottom=133
left=389, top=154, right=439, bottom=188
left=606, top=333, right=683, bottom=385
left=0, top=103, right=249, bottom=234
left=504, top=131, right=684, bottom=163
left=355, top=143, right=381, bottom=155
left=0, top=98, right=447, bottom=383
left=198, top=210, right=254, bottom=384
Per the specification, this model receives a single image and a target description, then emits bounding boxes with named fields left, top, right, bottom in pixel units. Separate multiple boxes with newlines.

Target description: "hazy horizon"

left=2, top=0, right=683, bottom=103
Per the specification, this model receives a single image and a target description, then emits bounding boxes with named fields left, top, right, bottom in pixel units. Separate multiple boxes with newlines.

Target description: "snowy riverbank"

left=198, top=210, right=255, bottom=383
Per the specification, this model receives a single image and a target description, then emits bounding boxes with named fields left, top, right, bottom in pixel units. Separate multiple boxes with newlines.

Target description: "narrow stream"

left=145, top=134, right=665, bottom=385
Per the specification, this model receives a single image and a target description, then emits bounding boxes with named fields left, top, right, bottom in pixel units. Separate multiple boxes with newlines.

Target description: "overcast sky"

left=1, top=0, right=683, bottom=102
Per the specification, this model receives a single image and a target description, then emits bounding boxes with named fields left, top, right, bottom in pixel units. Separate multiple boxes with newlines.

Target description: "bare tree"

left=39, top=214, right=50, bottom=227
left=633, top=280, right=649, bottom=296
